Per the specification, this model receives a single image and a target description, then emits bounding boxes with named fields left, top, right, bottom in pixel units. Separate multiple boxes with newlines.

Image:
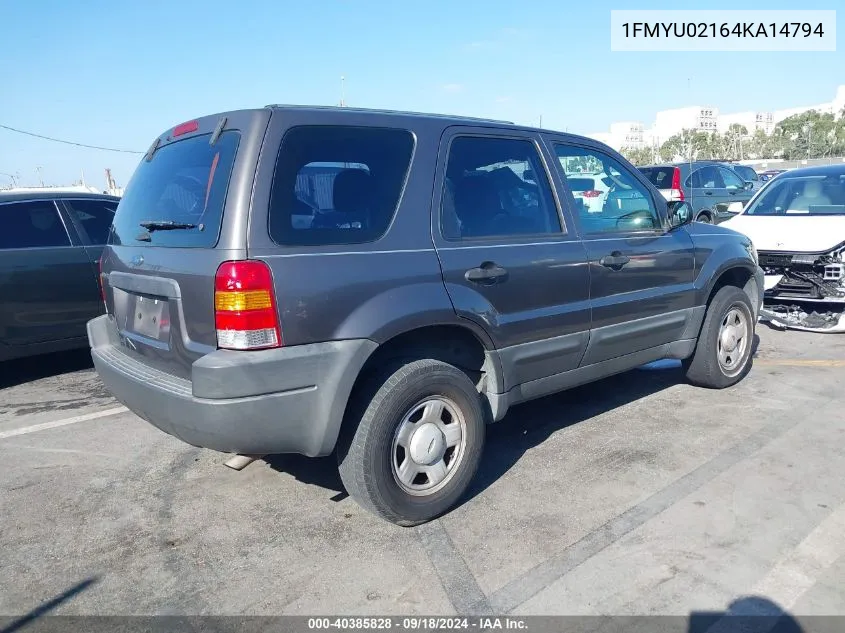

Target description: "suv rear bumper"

left=87, top=315, right=376, bottom=457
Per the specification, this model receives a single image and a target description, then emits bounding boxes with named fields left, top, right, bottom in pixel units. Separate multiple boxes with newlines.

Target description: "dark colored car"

left=759, top=169, right=787, bottom=182
left=728, top=164, right=762, bottom=192
left=638, top=161, right=755, bottom=224
left=0, top=190, right=118, bottom=361
left=88, top=106, right=763, bottom=525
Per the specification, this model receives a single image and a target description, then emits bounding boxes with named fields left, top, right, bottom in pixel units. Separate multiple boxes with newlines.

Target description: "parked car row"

left=759, top=169, right=787, bottom=182
left=721, top=164, right=845, bottom=331
left=0, top=191, right=118, bottom=361
left=636, top=161, right=758, bottom=225
left=84, top=106, right=763, bottom=526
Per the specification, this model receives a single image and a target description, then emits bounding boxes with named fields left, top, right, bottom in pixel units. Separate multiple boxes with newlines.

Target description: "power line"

left=0, top=123, right=142, bottom=154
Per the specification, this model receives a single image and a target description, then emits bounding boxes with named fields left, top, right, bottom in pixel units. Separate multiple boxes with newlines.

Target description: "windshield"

left=742, top=173, right=845, bottom=216
left=111, top=131, right=240, bottom=247
left=638, top=167, right=675, bottom=189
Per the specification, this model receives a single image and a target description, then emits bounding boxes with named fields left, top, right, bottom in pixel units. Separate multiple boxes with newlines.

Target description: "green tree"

left=661, top=130, right=696, bottom=161
left=746, top=128, right=773, bottom=159
left=620, top=146, right=655, bottom=166
left=773, top=109, right=837, bottom=159
left=831, top=115, right=845, bottom=156
left=724, top=124, right=749, bottom=160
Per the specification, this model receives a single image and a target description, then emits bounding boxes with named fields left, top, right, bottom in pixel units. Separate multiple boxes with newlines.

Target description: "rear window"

left=111, top=131, right=240, bottom=247
left=268, top=126, right=415, bottom=246
left=638, top=167, right=675, bottom=188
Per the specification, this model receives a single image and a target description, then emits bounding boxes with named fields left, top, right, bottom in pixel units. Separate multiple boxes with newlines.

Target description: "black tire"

left=684, top=285, right=755, bottom=389
left=695, top=211, right=713, bottom=224
left=337, top=359, right=486, bottom=526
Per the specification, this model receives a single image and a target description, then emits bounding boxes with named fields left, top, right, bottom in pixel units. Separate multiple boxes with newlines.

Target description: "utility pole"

left=807, top=122, right=813, bottom=159
left=35, top=166, right=44, bottom=187
left=539, top=114, right=543, bottom=128
left=339, top=75, right=346, bottom=107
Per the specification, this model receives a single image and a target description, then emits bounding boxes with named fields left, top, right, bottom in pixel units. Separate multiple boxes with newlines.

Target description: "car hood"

left=720, top=214, right=845, bottom=252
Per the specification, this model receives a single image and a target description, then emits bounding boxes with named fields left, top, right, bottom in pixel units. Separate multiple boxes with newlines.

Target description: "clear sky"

left=1, top=0, right=842, bottom=188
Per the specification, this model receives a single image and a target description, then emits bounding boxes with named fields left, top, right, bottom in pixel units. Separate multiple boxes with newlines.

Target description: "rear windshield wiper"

left=139, top=220, right=198, bottom=232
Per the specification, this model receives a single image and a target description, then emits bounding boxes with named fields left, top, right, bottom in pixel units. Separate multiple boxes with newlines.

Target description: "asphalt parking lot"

left=1, top=325, right=844, bottom=621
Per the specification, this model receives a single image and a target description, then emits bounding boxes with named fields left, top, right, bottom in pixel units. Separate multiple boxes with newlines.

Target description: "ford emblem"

left=131, top=255, right=144, bottom=267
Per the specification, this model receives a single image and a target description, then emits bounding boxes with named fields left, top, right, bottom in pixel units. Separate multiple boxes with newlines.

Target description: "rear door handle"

left=704, top=191, right=713, bottom=196
left=600, top=252, right=631, bottom=270
left=465, top=262, right=508, bottom=285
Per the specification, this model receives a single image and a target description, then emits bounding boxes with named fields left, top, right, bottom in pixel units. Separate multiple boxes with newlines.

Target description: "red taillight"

left=670, top=167, right=685, bottom=201
left=214, top=261, right=282, bottom=350
left=98, top=256, right=106, bottom=303
left=172, top=120, right=199, bottom=137
left=581, top=190, right=602, bottom=198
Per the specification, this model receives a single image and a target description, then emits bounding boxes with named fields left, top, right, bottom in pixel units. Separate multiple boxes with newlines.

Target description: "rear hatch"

left=639, top=166, right=683, bottom=201
left=102, top=110, right=269, bottom=380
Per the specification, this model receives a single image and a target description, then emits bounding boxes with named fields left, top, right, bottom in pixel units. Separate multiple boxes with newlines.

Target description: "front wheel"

left=337, top=359, right=486, bottom=526
left=695, top=212, right=713, bottom=224
left=684, top=285, right=755, bottom=389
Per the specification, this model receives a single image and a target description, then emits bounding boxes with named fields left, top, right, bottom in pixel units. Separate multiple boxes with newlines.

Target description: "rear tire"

left=684, top=285, right=754, bottom=389
left=695, top=211, right=713, bottom=224
left=337, top=359, right=486, bottom=526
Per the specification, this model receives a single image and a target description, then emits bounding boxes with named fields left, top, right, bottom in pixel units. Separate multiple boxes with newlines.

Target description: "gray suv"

left=638, top=162, right=756, bottom=224
left=88, top=106, right=764, bottom=525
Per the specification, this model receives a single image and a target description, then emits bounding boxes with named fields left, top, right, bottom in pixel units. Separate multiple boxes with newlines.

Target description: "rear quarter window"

left=64, top=198, right=118, bottom=245
left=268, top=126, right=415, bottom=246
left=110, top=131, right=240, bottom=247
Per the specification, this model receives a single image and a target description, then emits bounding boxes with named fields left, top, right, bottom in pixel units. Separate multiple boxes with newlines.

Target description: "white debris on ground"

left=759, top=304, right=845, bottom=333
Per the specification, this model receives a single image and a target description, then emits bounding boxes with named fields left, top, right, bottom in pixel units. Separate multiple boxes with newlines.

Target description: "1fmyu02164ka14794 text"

left=610, top=9, right=836, bottom=51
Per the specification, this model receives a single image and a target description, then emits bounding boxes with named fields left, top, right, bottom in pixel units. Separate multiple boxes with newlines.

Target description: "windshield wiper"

left=139, top=220, right=197, bottom=232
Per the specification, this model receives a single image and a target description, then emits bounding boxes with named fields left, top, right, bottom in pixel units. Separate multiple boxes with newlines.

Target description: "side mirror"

left=667, top=201, right=692, bottom=228
left=523, top=169, right=535, bottom=182
left=727, top=201, right=744, bottom=214
left=743, top=180, right=754, bottom=191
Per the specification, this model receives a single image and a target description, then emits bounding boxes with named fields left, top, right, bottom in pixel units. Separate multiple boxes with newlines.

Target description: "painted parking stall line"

left=0, top=406, right=128, bottom=440
left=755, top=359, right=845, bottom=367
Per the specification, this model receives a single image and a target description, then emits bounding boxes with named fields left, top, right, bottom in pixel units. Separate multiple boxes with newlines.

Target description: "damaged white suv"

left=722, top=165, right=845, bottom=332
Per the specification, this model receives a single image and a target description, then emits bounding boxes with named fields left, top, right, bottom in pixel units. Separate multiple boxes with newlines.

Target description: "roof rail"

left=263, top=104, right=514, bottom=125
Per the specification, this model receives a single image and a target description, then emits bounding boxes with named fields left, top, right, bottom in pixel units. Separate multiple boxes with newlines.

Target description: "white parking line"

left=0, top=406, right=128, bottom=440
left=706, top=503, right=845, bottom=632
left=750, top=502, right=845, bottom=608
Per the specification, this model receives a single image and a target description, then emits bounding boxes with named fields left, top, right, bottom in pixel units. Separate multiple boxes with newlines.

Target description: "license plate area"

left=113, top=288, right=172, bottom=343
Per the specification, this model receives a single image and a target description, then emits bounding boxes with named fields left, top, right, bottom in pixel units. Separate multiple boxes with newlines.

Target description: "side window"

left=64, top=199, right=117, bottom=244
left=695, top=166, right=724, bottom=189
left=686, top=170, right=699, bottom=188
left=719, top=167, right=744, bottom=191
left=441, top=136, right=561, bottom=240
left=553, top=144, right=661, bottom=234
left=268, top=126, right=415, bottom=246
left=0, top=201, right=70, bottom=249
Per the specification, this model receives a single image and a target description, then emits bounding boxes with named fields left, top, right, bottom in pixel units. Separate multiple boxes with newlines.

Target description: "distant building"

left=646, top=105, right=718, bottom=147
left=588, top=84, right=845, bottom=151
